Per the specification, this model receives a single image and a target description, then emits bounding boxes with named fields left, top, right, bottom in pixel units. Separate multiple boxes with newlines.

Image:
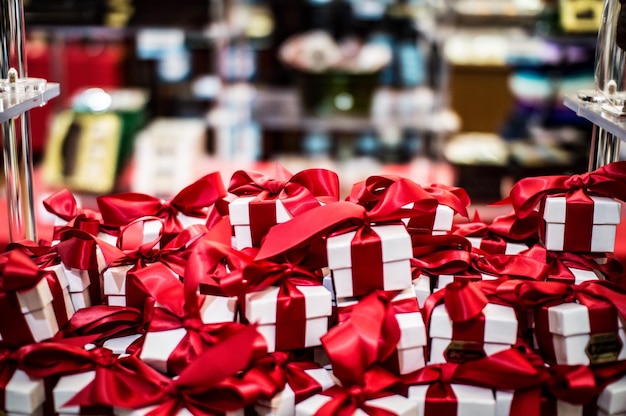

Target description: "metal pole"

left=589, top=125, right=621, bottom=171
left=1, top=0, right=37, bottom=241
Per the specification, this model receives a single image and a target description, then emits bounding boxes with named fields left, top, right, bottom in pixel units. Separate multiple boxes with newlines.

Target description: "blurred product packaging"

left=43, top=88, right=148, bottom=194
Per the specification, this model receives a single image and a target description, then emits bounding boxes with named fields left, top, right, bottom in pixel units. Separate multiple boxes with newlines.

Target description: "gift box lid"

left=408, top=383, right=496, bottom=415
left=543, top=196, right=621, bottom=225
left=103, top=265, right=134, bottom=295
left=548, top=302, right=623, bottom=337
left=229, top=196, right=292, bottom=226
left=15, top=279, right=54, bottom=314
left=245, top=285, right=332, bottom=325
left=61, top=267, right=92, bottom=293
left=598, top=374, right=626, bottom=414
left=429, top=303, right=518, bottom=344
left=396, top=311, right=427, bottom=349
left=45, top=264, right=69, bottom=291
left=4, top=369, right=45, bottom=414
left=327, top=224, right=412, bottom=270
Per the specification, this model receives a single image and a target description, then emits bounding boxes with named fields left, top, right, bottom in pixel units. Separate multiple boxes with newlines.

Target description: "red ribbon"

left=43, top=189, right=103, bottom=239
left=60, top=305, right=144, bottom=349
left=403, top=348, right=551, bottom=416
left=350, top=225, right=386, bottom=296
left=410, top=234, right=473, bottom=277
left=16, top=342, right=167, bottom=410
left=315, top=366, right=403, bottom=416
left=97, top=172, right=227, bottom=246
left=453, top=210, right=541, bottom=246
left=322, top=291, right=401, bottom=386
left=229, top=165, right=340, bottom=213
left=142, top=325, right=265, bottom=416
left=503, top=161, right=626, bottom=219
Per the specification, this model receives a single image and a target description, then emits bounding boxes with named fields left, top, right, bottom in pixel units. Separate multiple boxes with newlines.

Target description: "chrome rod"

left=1, top=0, right=37, bottom=241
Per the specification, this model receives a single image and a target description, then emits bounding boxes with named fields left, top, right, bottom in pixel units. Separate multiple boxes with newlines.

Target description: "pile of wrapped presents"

left=3, top=161, right=626, bottom=416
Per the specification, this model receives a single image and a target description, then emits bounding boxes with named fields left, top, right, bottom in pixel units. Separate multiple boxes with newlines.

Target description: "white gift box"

left=229, top=197, right=293, bottom=250
left=69, top=289, right=92, bottom=311
left=598, top=374, right=626, bottom=415
left=403, top=203, right=455, bottom=235
left=496, top=390, right=569, bottom=416
left=413, top=274, right=432, bottom=308
left=245, top=285, right=332, bottom=352
left=45, top=263, right=91, bottom=312
left=409, top=383, right=496, bottom=416
left=336, top=288, right=426, bottom=374
left=428, top=303, right=518, bottom=364
left=0, top=279, right=60, bottom=343
left=199, top=294, right=237, bottom=324
left=139, top=327, right=186, bottom=374
left=327, top=224, right=413, bottom=298
left=256, top=368, right=335, bottom=416
left=103, top=264, right=181, bottom=308
left=539, top=302, right=626, bottom=365
left=3, top=369, right=45, bottom=415
left=296, top=393, right=418, bottom=416
left=53, top=371, right=95, bottom=414
left=465, top=237, right=528, bottom=255
left=117, top=405, right=243, bottom=416
left=542, top=195, right=621, bottom=253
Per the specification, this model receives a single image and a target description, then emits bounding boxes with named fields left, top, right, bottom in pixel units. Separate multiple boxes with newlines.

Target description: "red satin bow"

left=503, top=161, right=626, bottom=218
left=322, top=291, right=401, bottom=386
left=43, top=189, right=103, bottom=239
left=410, top=234, right=473, bottom=276
left=142, top=325, right=265, bottom=416
left=228, top=165, right=340, bottom=216
left=97, top=172, right=227, bottom=246
left=453, top=210, right=540, bottom=243
left=316, top=366, right=403, bottom=416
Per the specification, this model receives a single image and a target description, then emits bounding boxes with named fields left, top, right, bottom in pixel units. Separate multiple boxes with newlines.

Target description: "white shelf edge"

left=563, top=93, right=626, bottom=141
left=0, top=82, right=60, bottom=123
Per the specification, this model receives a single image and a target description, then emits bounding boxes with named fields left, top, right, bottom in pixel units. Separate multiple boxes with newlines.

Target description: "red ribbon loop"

left=504, top=161, right=626, bottom=218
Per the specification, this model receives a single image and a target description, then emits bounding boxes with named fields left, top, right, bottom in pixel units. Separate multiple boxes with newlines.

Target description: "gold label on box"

left=585, top=332, right=622, bottom=364
left=444, top=341, right=486, bottom=363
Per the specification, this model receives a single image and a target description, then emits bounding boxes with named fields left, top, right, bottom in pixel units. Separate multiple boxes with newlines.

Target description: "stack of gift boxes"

left=3, top=162, right=626, bottom=415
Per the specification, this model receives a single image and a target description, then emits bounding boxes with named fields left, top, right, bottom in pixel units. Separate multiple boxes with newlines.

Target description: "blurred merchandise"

left=131, top=118, right=207, bottom=197
left=558, top=0, right=604, bottom=34
left=279, top=30, right=391, bottom=116
left=42, top=88, right=148, bottom=194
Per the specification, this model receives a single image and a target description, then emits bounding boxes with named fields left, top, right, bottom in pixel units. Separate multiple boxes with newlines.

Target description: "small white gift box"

left=229, top=196, right=293, bottom=249
left=53, top=371, right=96, bottom=414
left=45, top=263, right=91, bottom=312
left=103, top=264, right=183, bottom=308
left=139, top=327, right=186, bottom=374
left=403, top=203, right=455, bottom=235
left=0, top=279, right=60, bottom=343
left=537, top=302, right=626, bottom=365
left=327, top=224, right=413, bottom=298
left=409, top=383, right=496, bottom=416
left=256, top=367, right=335, bottom=416
left=598, top=374, right=626, bottom=416
left=428, top=303, right=518, bottom=364
left=245, top=285, right=332, bottom=352
left=296, top=393, right=418, bottom=416
left=336, top=288, right=426, bottom=375
left=465, top=237, right=528, bottom=255
left=3, top=369, right=45, bottom=416
left=542, top=195, right=621, bottom=253
left=199, top=294, right=237, bottom=324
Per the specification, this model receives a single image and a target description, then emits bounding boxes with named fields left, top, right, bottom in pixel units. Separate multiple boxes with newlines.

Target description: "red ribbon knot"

left=564, top=174, right=590, bottom=189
